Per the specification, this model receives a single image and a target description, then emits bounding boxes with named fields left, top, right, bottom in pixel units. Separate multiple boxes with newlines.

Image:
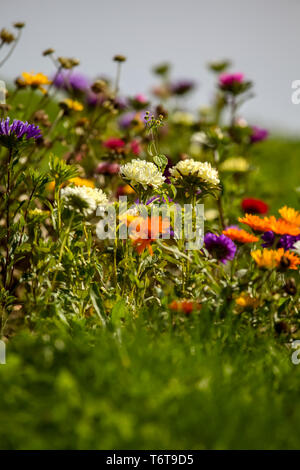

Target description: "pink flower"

left=134, top=94, right=148, bottom=103
left=96, top=162, right=110, bottom=174
left=250, top=126, right=269, bottom=143
left=108, top=163, right=120, bottom=174
left=130, top=139, right=141, bottom=156
left=103, top=137, right=125, bottom=150
left=96, top=162, right=120, bottom=175
left=219, top=73, right=244, bottom=87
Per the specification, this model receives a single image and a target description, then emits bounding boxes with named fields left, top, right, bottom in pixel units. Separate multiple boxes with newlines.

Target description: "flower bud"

left=113, top=54, right=126, bottom=62
left=284, top=278, right=297, bottom=296
left=0, top=28, right=15, bottom=44
left=13, top=22, right=25, bottom=29
left=43, top=48, right=55, bottom=56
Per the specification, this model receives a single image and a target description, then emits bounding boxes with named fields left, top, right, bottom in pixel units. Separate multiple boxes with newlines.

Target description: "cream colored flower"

left=205, top=208, right=219, bottom=221
left=171, top=111, right=195, bottom=126
left=220, top=157, right=249, bottom=173
left=170, top=159, right=220, bottom=186
left=120, top=159, right=165, bottom=190
left=61, top=186, right=107, bottom=216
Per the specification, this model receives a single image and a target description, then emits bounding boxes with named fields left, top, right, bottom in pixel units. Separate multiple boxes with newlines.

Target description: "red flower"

left=103, top=137, right=125, bottom=151
left=241, top=198, right=268, bottom=215
left=130, top=139, right=141, bottom=156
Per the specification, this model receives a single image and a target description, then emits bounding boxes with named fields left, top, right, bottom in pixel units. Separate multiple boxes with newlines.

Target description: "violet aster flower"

left=250, top=126, right=269, bottom=143
left=204, top=232, right=237, bottom=264
left=53, top=71, right=90, bottom=92
left=163, top=157, right=174, bottom=184
left=262, top=231, right=300, bottom=250
left=0, top=117, right=41, bottom=148
left=170, top=79, right=195, bottom=96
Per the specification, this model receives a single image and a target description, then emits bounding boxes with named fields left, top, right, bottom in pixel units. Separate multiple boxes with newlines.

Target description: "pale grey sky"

left=2, top=0, right=300, bottom=133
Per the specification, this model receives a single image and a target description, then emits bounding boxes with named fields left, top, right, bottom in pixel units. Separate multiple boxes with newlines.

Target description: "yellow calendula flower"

left=251, top=248, right=300, bottom=270
left=68, top=177, right=94, bottom=188
left=235, top=293, right=260, bottom=309
left=20, top=72, right=51, bottom=93
left=62, top=99, right=84, bottom=112
left=278, top=206, right=300, bottom=227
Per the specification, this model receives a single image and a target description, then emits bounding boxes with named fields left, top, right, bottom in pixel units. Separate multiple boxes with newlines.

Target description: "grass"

left=1, top=300, right=300, bottom=449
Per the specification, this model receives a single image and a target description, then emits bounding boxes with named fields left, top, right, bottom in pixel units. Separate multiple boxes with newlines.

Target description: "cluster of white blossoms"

left=60, top=185, right=108, bottom=216
left=170, top=159, right=220, bottom=186
left=120, top=159, right=165, bottom=190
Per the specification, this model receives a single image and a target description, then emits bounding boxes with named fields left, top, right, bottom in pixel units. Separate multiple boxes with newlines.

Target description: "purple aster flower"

left=170, top=79, right=195, bottom=96
left=53, top=71, right=90, bottom=92
left=204, top=232, right=237, bottom=264
left=250, top=126, right=269, bottom=143
left=261, top=231, right=275, bottom=248
left=119, top=112, right=137, bottom=129
left=86, top=92, right=105, bottom=107
left=163, top=157, right=173, bottom=184
left=262, top=231, right=300, bottom=250
left=0, top=117, right=41, bottom=147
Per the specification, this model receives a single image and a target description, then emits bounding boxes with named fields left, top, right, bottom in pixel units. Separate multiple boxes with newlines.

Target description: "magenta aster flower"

left=219, top=73, right=244, bottom=87
left=250, top=126, right=269, bottom=143
left=0, top=117, right=41, bottom=147
left=103, top=137, right=125, bottom=151
left=204, top=232, right=237, bottom=264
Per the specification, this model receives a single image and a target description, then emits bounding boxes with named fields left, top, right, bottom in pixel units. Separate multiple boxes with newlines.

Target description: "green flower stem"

left=3, top=147, right=13, bottom=289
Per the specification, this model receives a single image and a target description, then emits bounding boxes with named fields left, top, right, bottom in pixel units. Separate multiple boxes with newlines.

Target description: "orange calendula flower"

left=278, top=206, right=300, bottom=227
left=238, top=214, right=270, bottom=232
left=251, top=248, right=300, bottom=270
left=235, top=294, right=260, bottom=309
left=239, top=214, right=300, bottom=236
left=20, top=72, right=51, bottom=93
left=267, top=216, right=300, bottom=236
left=169, top=299, right=201, bottom=314
left=222, top=227, right=259, bottom=243
left=121, top=214, right=171, bottom=255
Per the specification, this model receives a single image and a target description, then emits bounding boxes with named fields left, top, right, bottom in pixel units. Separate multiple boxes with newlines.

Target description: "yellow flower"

left=62, top=99, right=84, bottom=112
left=219, top=157, right=249, bottom=173
left=68, top=177, right=94, bottom=188
left=20, top=72, right=51, bottom=94
left=235, top=294, right=260, bottom=309
left=278, top=206, right=300, bottom=227
left=47, top=177, right=95, bottom=192
left=251, top=248, right=300, bottom=270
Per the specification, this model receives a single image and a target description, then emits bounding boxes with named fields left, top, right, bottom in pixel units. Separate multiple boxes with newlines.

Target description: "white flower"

left=60, top=185, right=108, bottom=216
left=292, top=240, right=300, bottom=256
left=170, top=159, right=220, bottom=186
left=120, top=159, right=165, bottom=190
left=191, top=131, right=209, bottom=146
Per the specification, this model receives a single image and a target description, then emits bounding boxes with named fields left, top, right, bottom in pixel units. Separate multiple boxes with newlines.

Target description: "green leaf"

left=90, top=286, right=106, bottom=326
left=153, top=154, right=168, bottom=172
left=111, top=299, right=127, bottom=327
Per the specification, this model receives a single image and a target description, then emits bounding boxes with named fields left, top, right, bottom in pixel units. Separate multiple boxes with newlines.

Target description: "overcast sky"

left=2, top=0, right=300, bottom=133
